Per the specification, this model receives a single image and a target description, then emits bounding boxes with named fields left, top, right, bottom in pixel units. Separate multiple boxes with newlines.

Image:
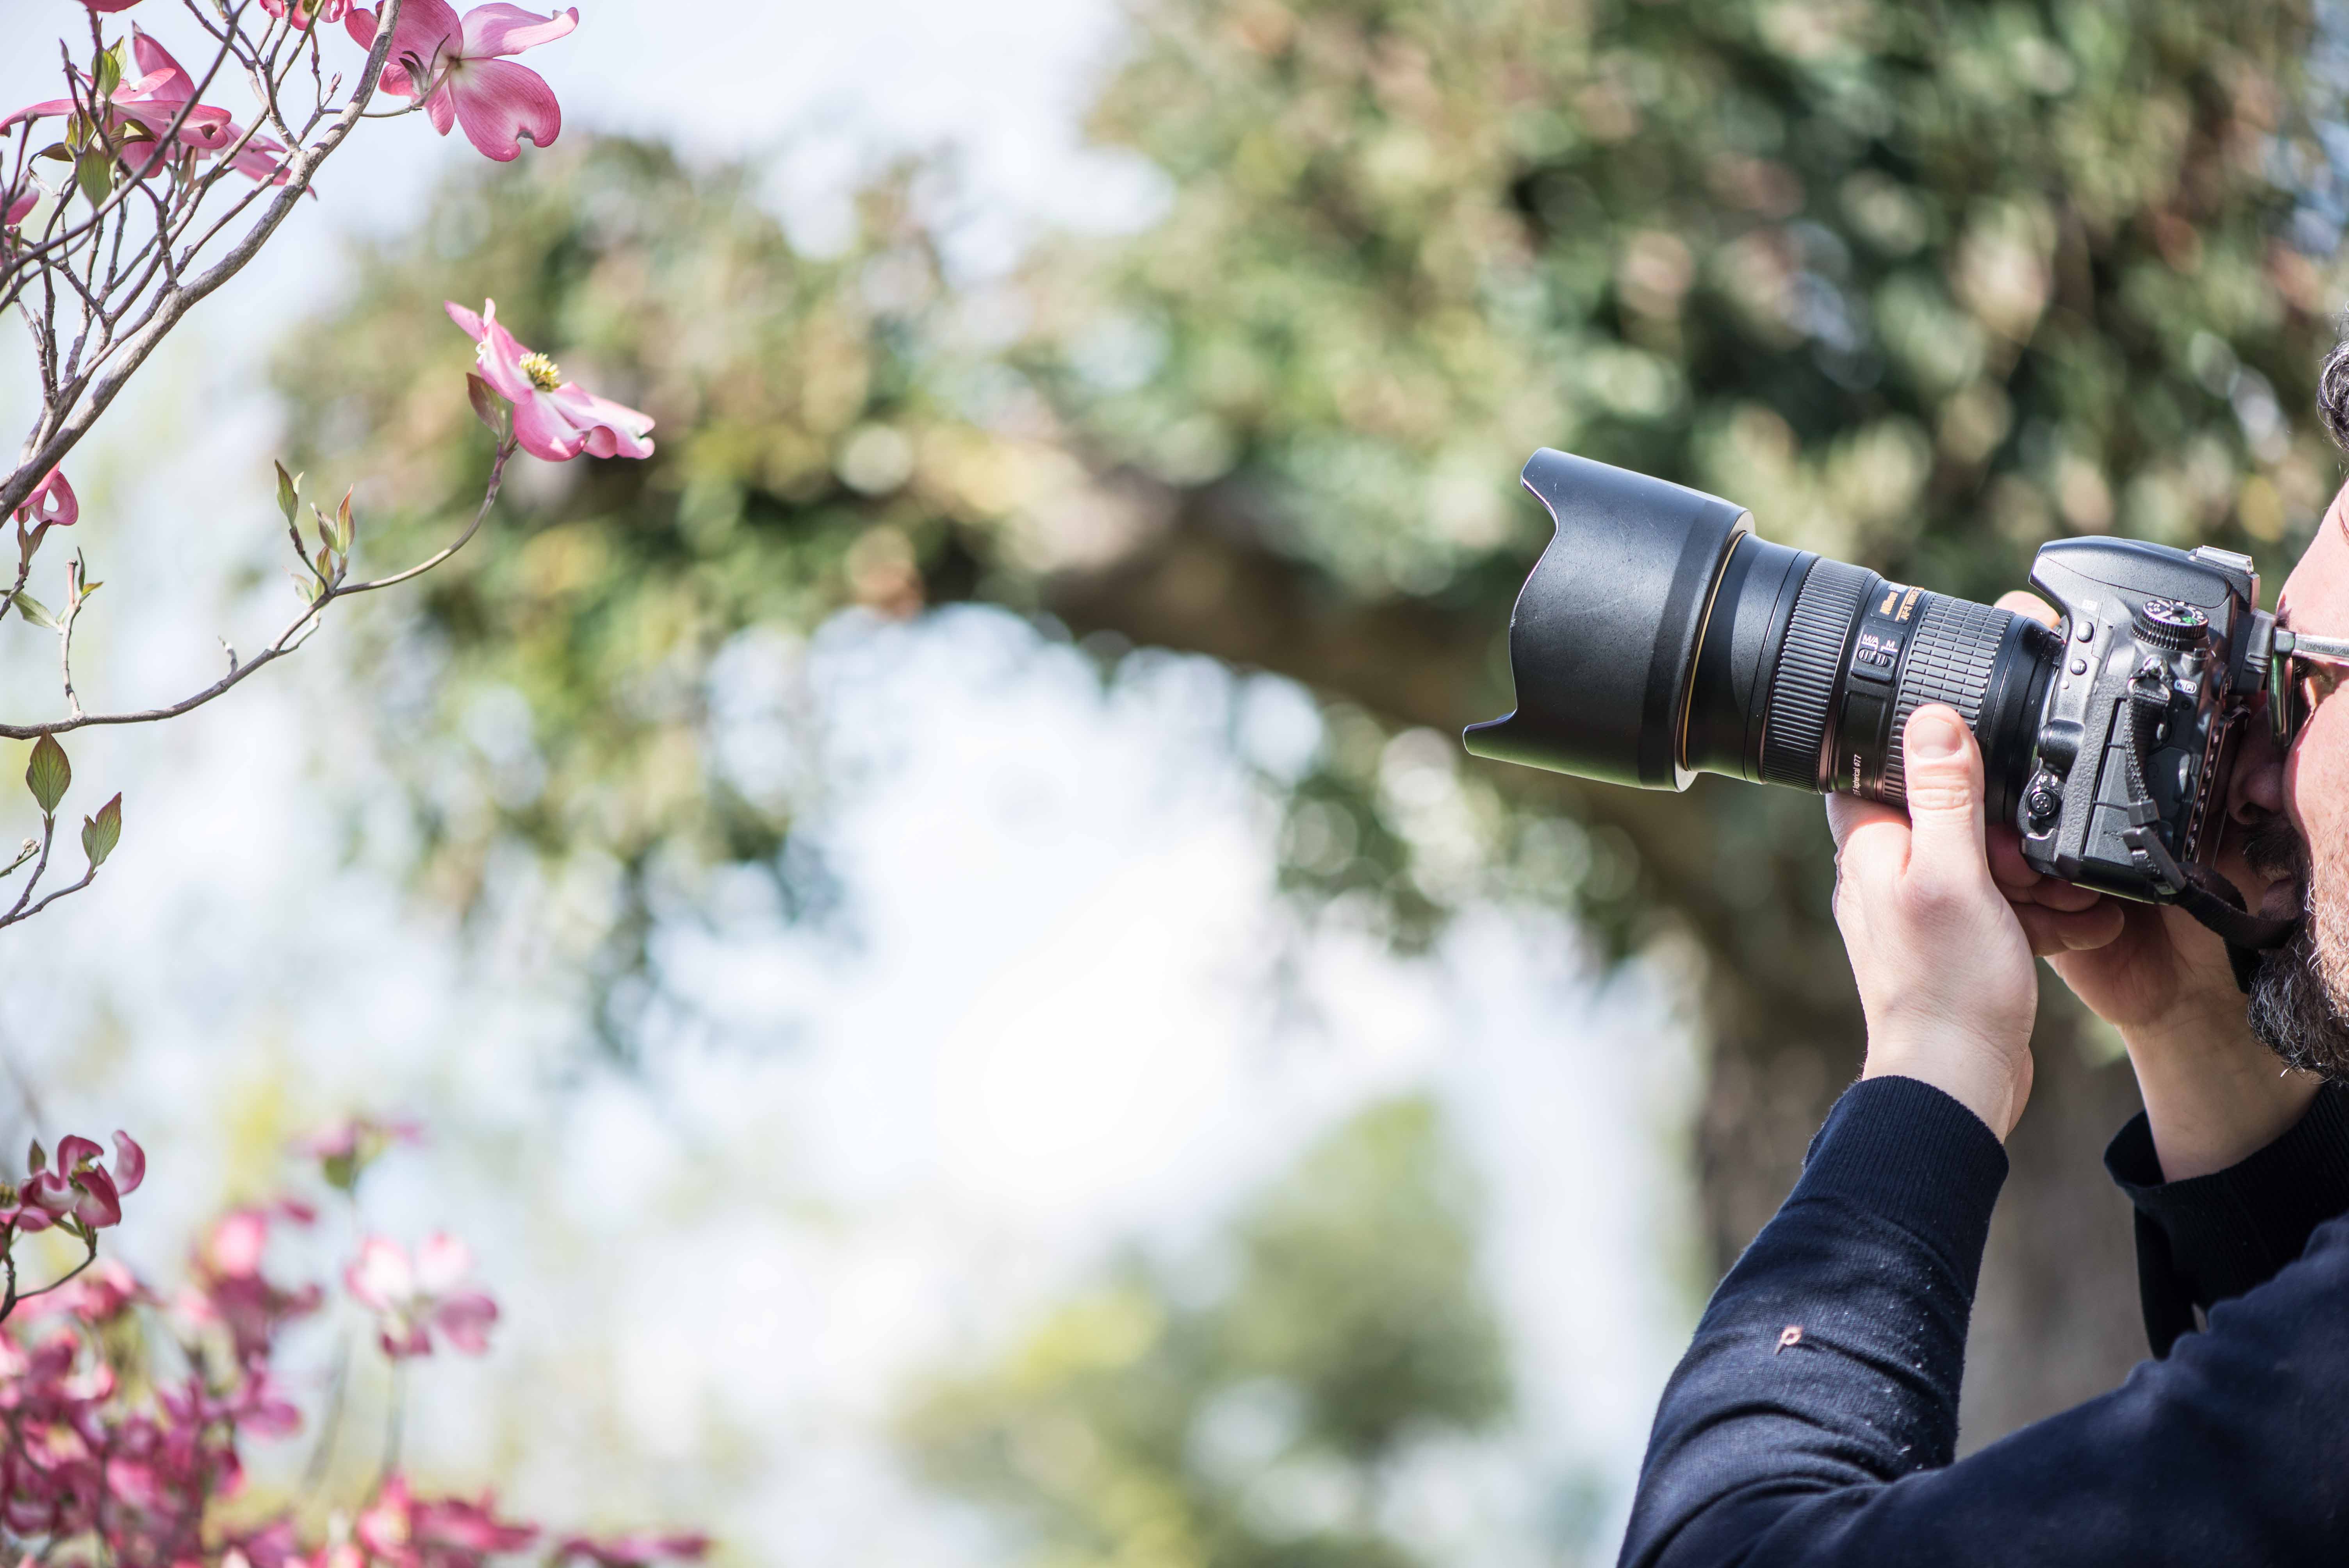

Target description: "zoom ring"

left=1760, top=558, right=1874, bottom=789
left=1880, top=595, right=2014, bottom=805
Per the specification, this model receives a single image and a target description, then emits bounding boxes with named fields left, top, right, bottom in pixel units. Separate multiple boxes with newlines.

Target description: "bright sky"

left=0, top=2, right=1702, bottom=1560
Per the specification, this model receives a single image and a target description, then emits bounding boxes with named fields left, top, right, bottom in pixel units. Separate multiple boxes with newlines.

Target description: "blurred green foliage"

left=277, top=143, right=1009, bottom=1037
left=899, top=1097, right=1525, bottom=1568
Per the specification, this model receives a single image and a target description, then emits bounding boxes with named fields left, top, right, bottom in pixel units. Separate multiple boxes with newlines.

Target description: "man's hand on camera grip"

left=1827, top=704, right=2039, bottom=1141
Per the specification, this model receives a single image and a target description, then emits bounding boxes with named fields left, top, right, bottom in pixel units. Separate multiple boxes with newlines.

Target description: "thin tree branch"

left=0, top=438, right=514, bottom=741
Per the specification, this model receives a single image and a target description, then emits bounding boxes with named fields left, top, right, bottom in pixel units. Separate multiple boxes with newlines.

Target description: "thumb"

left=1901, top=704, right=1986, bottom=871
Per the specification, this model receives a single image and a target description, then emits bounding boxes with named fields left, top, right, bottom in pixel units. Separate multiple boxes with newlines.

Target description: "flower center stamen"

left=519, top=351, right=562, bottom=392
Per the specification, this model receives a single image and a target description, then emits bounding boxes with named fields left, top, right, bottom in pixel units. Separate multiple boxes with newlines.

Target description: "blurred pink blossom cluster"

left=0, top=1118, right=709, bottom=1565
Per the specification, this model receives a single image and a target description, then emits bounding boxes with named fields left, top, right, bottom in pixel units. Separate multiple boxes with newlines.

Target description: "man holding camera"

left=1619, top=495, right=2349, bottom=1560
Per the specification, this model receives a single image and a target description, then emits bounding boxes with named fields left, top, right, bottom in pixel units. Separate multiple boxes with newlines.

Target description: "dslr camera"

left=1463, top=449, right=2312, bottom=944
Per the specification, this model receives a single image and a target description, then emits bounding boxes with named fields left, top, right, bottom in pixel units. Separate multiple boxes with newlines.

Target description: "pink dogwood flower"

left=2, top=182, right=34, bottom=229
left=447, top=299, right=655, bottom=462
left=12, top=467, right=76, bottom=532
left=294, top=1112, right=424, bottom=1190
left=345, top=1234, right=499, bottom=1358
left=0, top=30, right=288, bottom=184
left=82, top=0, right=146, bottom=11
left=348, top=0, right=577, bottom=162
left=12, top=1131, right=144, bottom=1233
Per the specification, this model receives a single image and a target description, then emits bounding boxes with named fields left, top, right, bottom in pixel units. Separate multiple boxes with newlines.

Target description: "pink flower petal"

left=424, top=81, right=459, bottom=138
left=0, top=100, right=80, bottom=138
left=71, top=1166, right=122, bottom=1230
left=224, top=132, right=295, bottom=185
left=460, top=2, right=577, bottom=57
left=446, top=57, right=561, bottom=161
left=547, top=384, right=656, bottom=460
left=433, top=1291, right=498, bottom=1353
left=379, top=1322, right=433, bottom=1358
left=128, top=28, right=196, bottom=99
left=23, top=1171, right=72, bottom=1217
left=205, top=1210, right=269, bottom=1277
left=350, top=0, right=463, bottom=96
left=556, top=1531, right=713, bottom=1566
left=414, top=1232, right=473, bottom=1294
left=13, top=468, right=77, bottom=529
left=444, top=300, right=488, bottom=342
left=511, top=391, right=589, bottom=462
left=346, top=1237, right=414, bottom=1310
left=54, top=1136, right=102, bottom=1171
left=469, top=301, right=539, bottom=404
left=110, top=1131, right=144, bottom=1195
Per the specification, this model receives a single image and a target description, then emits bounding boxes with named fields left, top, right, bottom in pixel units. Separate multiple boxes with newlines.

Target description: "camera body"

left=2010, top=538, right=2265, bottom=902
left=1462, top=449, right=2282, bottom=912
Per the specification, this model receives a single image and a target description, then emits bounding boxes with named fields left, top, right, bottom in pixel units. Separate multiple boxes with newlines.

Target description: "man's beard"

left=2243, top=812, right=2349, bottom=1082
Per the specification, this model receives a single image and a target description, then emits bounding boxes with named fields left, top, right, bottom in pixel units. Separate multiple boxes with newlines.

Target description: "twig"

left=0, top=1233, right=99, bottom=1324
left=0, top=438, right=515, bottom=741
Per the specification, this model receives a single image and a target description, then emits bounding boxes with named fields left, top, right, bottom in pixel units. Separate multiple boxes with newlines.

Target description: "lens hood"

left=1463, top=449, right=1751, bottom=789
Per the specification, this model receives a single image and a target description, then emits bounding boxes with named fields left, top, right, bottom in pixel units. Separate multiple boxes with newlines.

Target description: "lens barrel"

left=1465, top=449, right=2058, bottom=820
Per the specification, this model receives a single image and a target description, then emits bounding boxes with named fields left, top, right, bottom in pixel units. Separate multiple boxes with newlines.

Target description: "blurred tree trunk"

left=1044, top=491, right=2149, bottom=1444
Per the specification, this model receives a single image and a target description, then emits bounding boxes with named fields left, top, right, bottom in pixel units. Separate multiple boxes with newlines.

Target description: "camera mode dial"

left=2133, top=598, right=2210, bottom=651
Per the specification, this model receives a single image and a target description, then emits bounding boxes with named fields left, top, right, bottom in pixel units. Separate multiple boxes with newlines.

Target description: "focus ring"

left=1880, top=594, right=2014, bottom=805
left=1760, top=558, right=1873, bottom=788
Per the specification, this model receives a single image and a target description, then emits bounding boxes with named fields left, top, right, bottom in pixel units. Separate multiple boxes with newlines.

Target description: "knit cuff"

left=2105, top=1083, right=2349, bottom=1307
left=1796, top=1075, right=2009, bottom=1288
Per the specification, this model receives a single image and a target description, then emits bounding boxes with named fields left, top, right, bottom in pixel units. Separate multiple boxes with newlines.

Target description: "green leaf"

left=35, top=143, right=70, bottom=163
left=75, top=150, right=110, bottom=209
left=336, top=487, right=356, bottom=553
left=275, top=462, right=300, bottom=526
left=27, top=1140, right=46, bottom=1174
left=25, top=734, right=68, bottom=818
left=11, top=592, right=59, bottom=631
left=93, top=43, right=123, bottom=103
left=466, top=373, right=506, bottom=436
left=79, top=792, right=120, bottom=868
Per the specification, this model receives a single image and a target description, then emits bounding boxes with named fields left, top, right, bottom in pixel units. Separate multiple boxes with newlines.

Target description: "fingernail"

left=1911, top=710, right=1964, bottom=759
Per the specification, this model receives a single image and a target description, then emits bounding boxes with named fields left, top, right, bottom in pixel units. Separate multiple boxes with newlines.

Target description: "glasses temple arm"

left=2279, top=630, right=2349, bottom=666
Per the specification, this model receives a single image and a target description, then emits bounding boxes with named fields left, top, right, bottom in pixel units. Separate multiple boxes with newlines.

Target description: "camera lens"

left=1465, top=449, right=2058, bottom=820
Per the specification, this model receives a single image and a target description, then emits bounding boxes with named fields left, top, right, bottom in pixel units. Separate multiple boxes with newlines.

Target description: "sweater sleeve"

left=2106, top=1083, right=2349, bottom=1356
left=1620, top=1075, right=2349, bottom=1567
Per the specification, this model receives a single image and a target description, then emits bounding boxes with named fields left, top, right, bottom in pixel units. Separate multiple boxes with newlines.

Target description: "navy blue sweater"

left=1621, top=1076, right=2349, bottom=1568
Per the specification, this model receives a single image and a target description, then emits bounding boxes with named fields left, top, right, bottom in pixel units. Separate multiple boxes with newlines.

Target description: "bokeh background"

left=7, top=0, right=2349, bottom=1561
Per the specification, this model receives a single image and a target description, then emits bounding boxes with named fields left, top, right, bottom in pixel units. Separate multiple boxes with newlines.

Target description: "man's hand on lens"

left=1988, top=590, right=2320, bottom=1178
left=1827, top=704, right=2039, bottom=1140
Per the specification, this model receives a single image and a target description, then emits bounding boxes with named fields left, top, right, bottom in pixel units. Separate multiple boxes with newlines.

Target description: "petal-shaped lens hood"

left=1463, top=449, right=1750, bottom=789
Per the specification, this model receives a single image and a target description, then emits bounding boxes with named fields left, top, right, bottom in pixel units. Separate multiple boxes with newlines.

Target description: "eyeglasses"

left=2269, top=626, right=2349, bottom=748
